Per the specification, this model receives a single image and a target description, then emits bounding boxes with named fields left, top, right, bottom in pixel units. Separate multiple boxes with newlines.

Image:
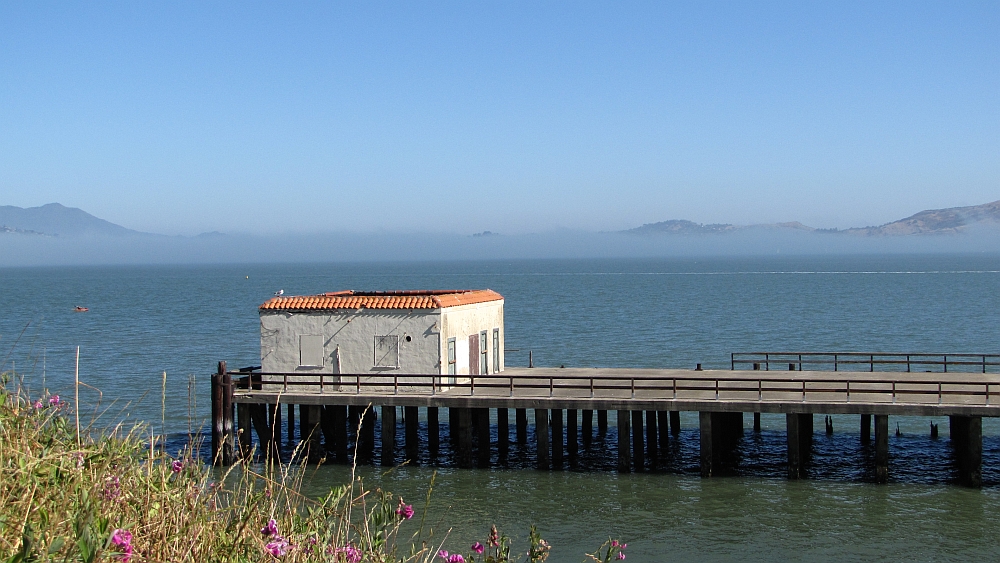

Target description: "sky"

left=0, top=2, right=997, bottom=236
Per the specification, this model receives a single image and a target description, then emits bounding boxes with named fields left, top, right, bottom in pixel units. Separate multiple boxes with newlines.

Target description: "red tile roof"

left=259, top=289, right=503, bottom=311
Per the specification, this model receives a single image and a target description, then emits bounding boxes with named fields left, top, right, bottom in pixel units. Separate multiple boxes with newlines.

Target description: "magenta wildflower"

left=396, top=499, right=414, bottom=519
left=616, top=553, right=625, bottom=560
left=448, top=555, right=465, bottom=563
left=33, top=400, right=43, bottom=409
left=102, top=475, right=121, bottom=501
left=471, top=542, right=484, bottom=554
left=48, top=395, right=60, bottom=406
left=261, top=518, right=279, bottom=537
left=438, top=550, right=449, bottom=559
left=110, top=528, right=134, bottom=562
left=171, top=460, right=183, bottom=474
left=265, top=537, right=290, bottom=557
left=611, top=540, right=619, bottom=547
left=337, top=544, right=363, bottom=563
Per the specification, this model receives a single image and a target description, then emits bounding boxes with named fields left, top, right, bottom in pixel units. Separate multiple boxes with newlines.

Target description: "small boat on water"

left=74, top=306, right=89, bottom=312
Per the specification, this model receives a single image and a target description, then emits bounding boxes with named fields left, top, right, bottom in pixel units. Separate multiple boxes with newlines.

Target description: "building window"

left=480, top=330, right=488, bottom=375
left=374, top=335, right=399, bottom=368
left=447, top=338, right=456, bottom=375
left=299, top=335, right=324, bottom=367
left=492, top=328, right=500, bottom=373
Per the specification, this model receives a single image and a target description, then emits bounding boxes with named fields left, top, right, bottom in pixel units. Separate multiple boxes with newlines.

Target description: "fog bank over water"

left=3, top=227, right=1000, bottom=266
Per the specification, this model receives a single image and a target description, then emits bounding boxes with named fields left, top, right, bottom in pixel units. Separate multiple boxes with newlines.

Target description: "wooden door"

left=469, top=334, right=479, bottom=375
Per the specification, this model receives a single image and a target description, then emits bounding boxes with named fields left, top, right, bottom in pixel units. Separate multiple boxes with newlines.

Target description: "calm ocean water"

left=3, top=254, right=1000, bottom=562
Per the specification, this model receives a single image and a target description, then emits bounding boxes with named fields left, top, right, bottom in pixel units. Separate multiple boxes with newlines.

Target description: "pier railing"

left=730, top=352, right=1000, bottom=373
left=230, top=370, right=1000, bottom=406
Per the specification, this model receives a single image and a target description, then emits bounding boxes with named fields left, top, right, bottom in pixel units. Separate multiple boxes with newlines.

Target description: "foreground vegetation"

left=0, top=374, right=626, bottom=562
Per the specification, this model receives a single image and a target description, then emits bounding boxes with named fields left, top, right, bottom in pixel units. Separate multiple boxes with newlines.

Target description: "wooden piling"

left=582, top=409, right=593, bottom=447
left=211, top=369, right=223, bottom=466
left=381, top=405, right=396, bottom=466
left=950, top=415, right=982, bottom=487
left=874, top=414, right=889, bottom=484
left=567, top=409, right=578, bottom=459
left=272, top=403, right=282, bottom=450
left=669, top=411, right=681, bottom=436
left=515, top=408, right=528, bottom=444
left=302, top=405, right=322, bottom=463
left=428, top=407, right=439, bottom=458
left=861, top=414, right=872, bottom=443
left=617, top=410, right=631, bottom=472
left=220, top=364, right=234, bottom=465
left=535, top=409, right=550, bottom=470
left=699, top=412, right=714, bottom=477
left=237, top=403, right=251, bottom=459
left=359, top=406, right=376, bottom=464
left=449, top=407, right=459, bottom=446
left=631, top=410, right=644, bottom=471
left=475, top=408, right=490, bottom=468
left=456, top=408, right=473, bottom=469
left=497, top=408, right=509, bottom=460
left=321, top=406, right=336, bottom=457
left=287, top=403, right=295, bottom=444
left=645, top=411, right=657, bottom=466
left=657, top=411, right=669, bottom=452
left=598, top=410, right=608, bottom=435
left=551, top=409, right=563, bottom=467
left=786, top=413, right=802, bottom=479
left=332, top=405, right=348, bottom=463
left=405, top=406, right=419, bottom=464
left=753, top=412, right=761, bottom=433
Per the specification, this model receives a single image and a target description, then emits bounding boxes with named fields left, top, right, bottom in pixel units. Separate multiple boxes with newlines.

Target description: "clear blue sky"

left=1, top=2, right=997, bottom=235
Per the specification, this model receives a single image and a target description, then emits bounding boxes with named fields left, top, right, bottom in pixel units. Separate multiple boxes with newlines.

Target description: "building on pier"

left=258, top=289, right=505, bottom=385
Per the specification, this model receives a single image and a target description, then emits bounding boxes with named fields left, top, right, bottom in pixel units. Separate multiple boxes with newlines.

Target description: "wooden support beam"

left=497, top=408, right=509, bottom=461
left=699, top=412, right=714, bottom=477
left=874, top=414, right=889, bottom=484
left=405, top=406, right=419, bottom=465
left=617, top=410, right=631, bottom=472
left=645, top=411, right=657, bottom=467
left=950, top=415, right=982, bottom=487
left=753, top=412, right=761, bottom=433
left=598, top=410, right=608, bottom=435
left=516, top=408, right=528, bottom=445
left=381, top=405, right=396, bottom=466
left=211, top=371, right=223, bottom=466
left=631, top=410, right=644, bottom=471
left=582, top=409, right=593, bottom=447
left=657, top=411, right=669, bottom=452
left=535, top=409, right=550, bottom=470
left=220, top=368, right=234, bottom=466
left=567, top=409, right=578, bottom=459
left=320, top=406, right=336, bottom=458
left=359, top=406, right=376, bottom=464
left=427, top=407, right=439, bottom=458
left=303, top=405, right=323, bottom=463
left=786, top=413, right=803, bottom=479
left=237, top=403, right=251, bottom=460
left=669, top=411, right=681, bottom=436
left=476, top=408, right=490, bottom=468
left=551, top=409, right=563, bottom=467
left=861, top=414, right=872, bottom=443
left=332, top=405, right=348, bottom=464
left=456, top=408, right=473, bottom=469
left=449, top=407, right=459, bottom=446
left=287, top=403, right=295, bottom=444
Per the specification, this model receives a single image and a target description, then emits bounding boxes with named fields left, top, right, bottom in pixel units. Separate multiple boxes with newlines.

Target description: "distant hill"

left=624, top=200, right=1000, bottom=236
left=0, top=203, right=147, bottom=237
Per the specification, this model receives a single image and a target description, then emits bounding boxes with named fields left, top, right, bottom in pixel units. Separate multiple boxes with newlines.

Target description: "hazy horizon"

left=1, top=3, right=997, bottom=237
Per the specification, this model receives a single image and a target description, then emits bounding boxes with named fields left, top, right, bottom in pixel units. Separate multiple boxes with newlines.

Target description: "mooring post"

left=874, top=414, right=889, bottom=484
left=670, top=410, right=681, bottom=436
left=497, top=408, right=509, bottom=461
left=211, top=368, right=223, bottom=466
left=861, top=414, right=872, bottom=443
left=617, top=410, right=631, bottom=472
left=535, top=409, right=550, bottom=470
left=786, top=413, right=802, bottom=479
left=221, top=364, right=234, bottom=465
left=381, top=405, right=396, bottom=466
left=567, top=409, right=578, bottom=459
left=428, top=407, right=439, bottom=458
left=631, top=410, right=645, bottom=471
left=332, top=405, right=348, bottom=463
left=476, top=408, right=490, bottom=468
left=551, top=409, right=564, bottom=467
left=405, top=406, right=419, bottom=465
left=646, top=411, right=658, bottom=467
left=598, top=410, right=609, bottom=435
left=516, top=408, right=528, bottom=444
left=699, top=412, right=714, bottom=477
left=582, top=409, right=593, bottom=447
left=753, top=412, right=761, bottom=433
left=456, top=408, right=473, bottom=469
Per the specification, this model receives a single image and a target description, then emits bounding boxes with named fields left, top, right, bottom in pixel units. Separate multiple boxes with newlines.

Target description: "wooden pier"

left=211, top=354, right=1000, bottom=487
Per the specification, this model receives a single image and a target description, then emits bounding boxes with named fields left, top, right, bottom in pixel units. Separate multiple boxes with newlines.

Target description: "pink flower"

left=616, top=553, right=625, bottom=560
left=438, top=550, right=449, bottom=559
left=336, top=544, right=363, bottom=563
left=171, top=460, right=183, bottom=474
left=48, top=395, right=60, bottom=406
left=261, top=518, right=279, bottom=537
left=265, top=537, right=290, bottom=557
left=611, top=540, right=619, bottom=547
left=471, top=542, right=484, bottom=554
left=33, top=400, right=43, bottom=409
left=396, top=503, right=414, bottom=519
left=110, top=529, right=133, bottom=562
left=102, top=475, right=121, bottom=501
left=448, top=555, right=465, bottom=563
